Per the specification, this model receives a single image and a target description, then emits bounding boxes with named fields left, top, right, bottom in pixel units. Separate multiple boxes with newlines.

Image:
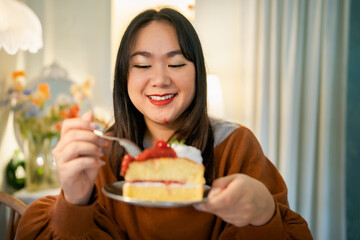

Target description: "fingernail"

left=98, top=160, right=106, bottom=166
left=194, top=204, right=205, bottom=211
left=99, top=139, right=109, bottom=146
left=101, top=148, right=108, bottom=155
left=208, top=188, right=221, bottom=199
left=90, top=122, right=99, bottom=130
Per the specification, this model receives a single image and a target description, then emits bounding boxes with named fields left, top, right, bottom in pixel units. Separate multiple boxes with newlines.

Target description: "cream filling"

left=124, top=182, right=202, bottom=188
left=171, top=143, right=203, bottom=164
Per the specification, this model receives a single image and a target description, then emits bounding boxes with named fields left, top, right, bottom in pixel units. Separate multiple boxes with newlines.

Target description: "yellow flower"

left=70, top=77, right=94, bottom=102
left=82, top=77, right=94, bottom=97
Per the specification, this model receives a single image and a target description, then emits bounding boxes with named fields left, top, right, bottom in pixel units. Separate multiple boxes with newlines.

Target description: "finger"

left=56, top=129, right=109, bottom=152
left=62, top=157, right=105, bottom=173
left=208, top=188, right=222, bottom=199
left=194, top=176, right=235, bottom=212
left=194, top=201, right=235, bottom=216
left=81, top=110, right=93, bottom=122
left=209, top=178, right=243, bottom=206
left=204, top=174, right=239, bottom=205
left=59, top=157, right=104, bottom=181
left=60, top=118, right=97, bottom=136
left=199, top=176, right=245, bottom=213
left=211, top=174, right=238, bottom=189
left=58, top=141, right=105, bottom=164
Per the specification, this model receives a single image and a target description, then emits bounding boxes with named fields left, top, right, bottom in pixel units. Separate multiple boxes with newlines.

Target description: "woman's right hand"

left=52, top=111, right=109, bottom=205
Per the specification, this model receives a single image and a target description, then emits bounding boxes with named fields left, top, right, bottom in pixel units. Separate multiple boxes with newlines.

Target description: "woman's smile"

left=147, top=93, right=177, bottom=105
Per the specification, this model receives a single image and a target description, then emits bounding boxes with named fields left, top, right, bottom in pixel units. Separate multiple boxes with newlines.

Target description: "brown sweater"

left=15, top=123, right=313, bottom=239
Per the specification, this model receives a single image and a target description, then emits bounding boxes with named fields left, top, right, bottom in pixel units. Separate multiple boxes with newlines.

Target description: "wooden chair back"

left=0, top=191, right=27, bottom=240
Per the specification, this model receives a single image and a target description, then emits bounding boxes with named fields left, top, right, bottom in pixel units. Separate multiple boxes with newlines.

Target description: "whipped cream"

left=170, top=143, right=203, bottom=165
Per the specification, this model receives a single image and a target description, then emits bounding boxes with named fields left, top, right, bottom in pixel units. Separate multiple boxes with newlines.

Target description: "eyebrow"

left=167, top=50, right=182, bottom=58
left=130, top=50, right=183, bottom=58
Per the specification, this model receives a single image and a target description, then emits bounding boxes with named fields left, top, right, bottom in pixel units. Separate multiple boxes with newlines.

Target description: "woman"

left=16, top=8, right=313, bottom=239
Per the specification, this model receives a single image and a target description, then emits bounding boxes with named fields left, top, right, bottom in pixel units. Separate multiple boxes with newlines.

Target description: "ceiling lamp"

left=0, top=0, right=43, bottom=55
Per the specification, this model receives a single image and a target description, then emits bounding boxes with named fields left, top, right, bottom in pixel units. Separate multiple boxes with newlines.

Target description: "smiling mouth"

left=148, top=94, right=176, bottom=101
left=147, top=94, right=177, bottom=106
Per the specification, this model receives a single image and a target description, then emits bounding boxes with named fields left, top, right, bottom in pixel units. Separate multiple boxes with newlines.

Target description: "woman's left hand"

left=194, top=174, right=275, bottom=227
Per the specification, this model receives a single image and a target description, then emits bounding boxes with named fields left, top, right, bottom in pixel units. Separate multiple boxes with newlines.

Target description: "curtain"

left=235, top=0, right=348, bottom=239
left=196, top=0, right=348, bottom=239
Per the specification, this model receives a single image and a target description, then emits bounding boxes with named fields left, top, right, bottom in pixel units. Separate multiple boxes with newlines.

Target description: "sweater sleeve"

left=15, top=189, right=126, bottom=240
left=217, top=202, right=313, bottom=240
left=214, top=126, right=313, bottom=239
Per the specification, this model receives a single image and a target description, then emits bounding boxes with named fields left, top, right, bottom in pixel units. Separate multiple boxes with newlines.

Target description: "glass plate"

left=102, top=181, right=211, bottom=208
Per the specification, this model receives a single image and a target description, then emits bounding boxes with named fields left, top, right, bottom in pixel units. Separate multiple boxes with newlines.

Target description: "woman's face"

left=128, top=21, right=196, bottom=127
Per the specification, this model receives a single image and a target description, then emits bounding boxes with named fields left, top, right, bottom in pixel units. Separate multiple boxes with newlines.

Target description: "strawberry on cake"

left=121, top=140, right=205, bottom=202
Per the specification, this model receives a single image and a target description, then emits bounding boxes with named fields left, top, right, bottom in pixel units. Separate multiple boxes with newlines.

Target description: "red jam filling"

left=120, top=140, right=177, bottom=176
left=127, top=180, right=185, bottom=185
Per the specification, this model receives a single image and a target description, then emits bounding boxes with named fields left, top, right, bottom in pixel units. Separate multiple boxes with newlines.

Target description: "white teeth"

left=149, top=94, right=174, bottom=101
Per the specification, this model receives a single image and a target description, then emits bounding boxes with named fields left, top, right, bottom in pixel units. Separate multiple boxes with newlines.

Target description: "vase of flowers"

left=2, top=69, right=93, bottom=191
left=22, top=137, right=55, bottom=191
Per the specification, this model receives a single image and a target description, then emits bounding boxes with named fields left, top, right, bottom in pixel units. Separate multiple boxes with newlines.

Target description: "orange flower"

left=38, top=83, right=50, bottom=99
left=60, top=104, right=80, bottom=119
left=29, top=83, right=51, bottom=106
left=12, top=71, right=26, bottom=80
left=68, top=104, right=80, bottom=118
left=55, top=122, right=62, bottom=131
left=11, top=71, right=26, bottom=91
left=31, top=98, right=43, bottom=106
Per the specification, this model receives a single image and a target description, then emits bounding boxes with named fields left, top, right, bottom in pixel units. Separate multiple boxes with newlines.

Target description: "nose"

left=150, top=63, right=171, bottom=87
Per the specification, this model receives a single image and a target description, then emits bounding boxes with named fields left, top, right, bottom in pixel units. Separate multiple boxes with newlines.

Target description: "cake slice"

left=121, top=140, right=205, bottom=202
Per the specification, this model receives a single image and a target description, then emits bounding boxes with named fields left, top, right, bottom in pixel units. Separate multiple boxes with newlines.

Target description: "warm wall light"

left=0, top=0, right=43, bottom=55
left=207, top=74, right=225, bottom=118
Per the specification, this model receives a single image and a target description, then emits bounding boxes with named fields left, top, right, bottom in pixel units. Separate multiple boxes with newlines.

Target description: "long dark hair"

left=109, top=8, right=215, bottom=184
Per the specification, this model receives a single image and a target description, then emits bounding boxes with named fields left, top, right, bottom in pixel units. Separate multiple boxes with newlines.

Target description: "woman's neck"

left=144, top=119, right=177, bottom=146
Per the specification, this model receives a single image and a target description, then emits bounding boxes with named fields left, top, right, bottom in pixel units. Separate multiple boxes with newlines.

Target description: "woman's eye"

left=134, top=65, right=151, bottom=69
left=169, top=64, right=186, bottom=68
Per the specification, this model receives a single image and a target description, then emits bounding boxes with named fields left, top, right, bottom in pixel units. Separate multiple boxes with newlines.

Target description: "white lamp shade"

left=207, top=74, right=225, bottom=118
left=0, top=0, right=43, bottom=55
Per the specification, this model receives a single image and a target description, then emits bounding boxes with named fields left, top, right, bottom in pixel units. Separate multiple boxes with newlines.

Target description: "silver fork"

left=93, top=129, right=141, bottom=157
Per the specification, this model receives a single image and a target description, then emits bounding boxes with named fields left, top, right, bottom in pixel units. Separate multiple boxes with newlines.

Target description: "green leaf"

left=169, top=138, right=186, bottom=145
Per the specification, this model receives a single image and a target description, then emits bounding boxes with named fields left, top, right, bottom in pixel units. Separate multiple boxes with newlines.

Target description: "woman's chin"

left=145, top=115, right=178, bottom=127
